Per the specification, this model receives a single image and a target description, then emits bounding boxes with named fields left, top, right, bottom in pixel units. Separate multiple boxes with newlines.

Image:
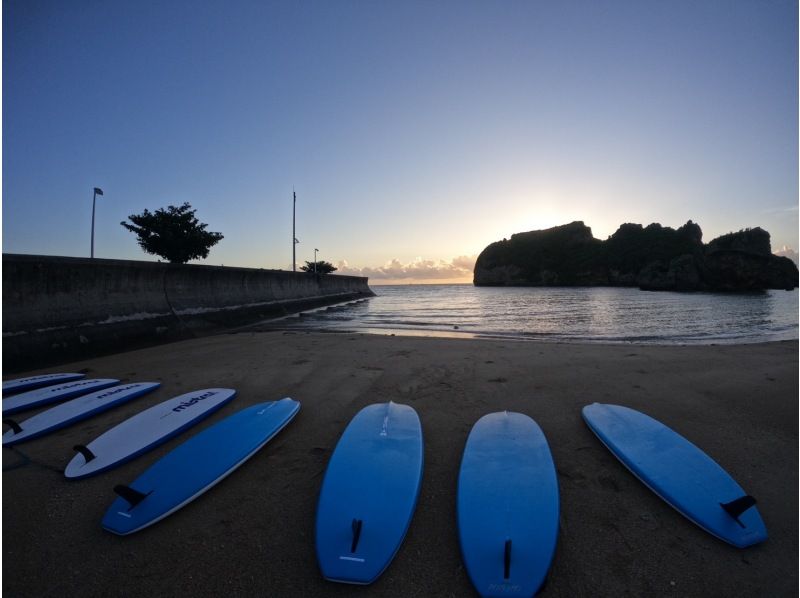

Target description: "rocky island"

left=473, top=221, right=799, bottom=291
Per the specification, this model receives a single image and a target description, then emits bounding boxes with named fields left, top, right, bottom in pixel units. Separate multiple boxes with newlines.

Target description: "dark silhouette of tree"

left=300, top=260, right=337, bottom=274
left=120, top=202, right=223, bottom=264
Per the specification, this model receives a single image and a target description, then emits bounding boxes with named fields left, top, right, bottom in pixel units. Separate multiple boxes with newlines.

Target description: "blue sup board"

left=64, top=388, right=236, bottom=479
left=102, top=398, right=300, bottom=535
left=582, top=403, right=767, bottom=548
left=458, top=412, right=559, bottom=598
left=315, top=401, right=424, bottom=585
left=3, top=379, right=120, bottom=415
left=2, top=382, right=161, bottom=446
left=3, top=373, right=86, bottom=396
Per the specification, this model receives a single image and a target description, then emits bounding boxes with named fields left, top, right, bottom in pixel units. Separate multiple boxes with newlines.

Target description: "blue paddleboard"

left=2, top=382, right=161, bottom=446
left=315, top=402, right=424, bottom=585
left=582, top=403, right=767, bottom=548
left=3, top=373, right=86, bottom=396
left=458, top=412, right=559, bottom=598
left=102, top=398, right=300, bottom=535
left=3, top=379, right=120, bottom=415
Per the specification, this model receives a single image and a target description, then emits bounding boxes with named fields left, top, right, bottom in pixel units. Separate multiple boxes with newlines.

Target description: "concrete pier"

left=2, top=254, right=374, bottom=371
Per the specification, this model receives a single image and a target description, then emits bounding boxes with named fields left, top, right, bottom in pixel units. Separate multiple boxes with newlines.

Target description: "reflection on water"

left=265, top=285, right=799, bottom=344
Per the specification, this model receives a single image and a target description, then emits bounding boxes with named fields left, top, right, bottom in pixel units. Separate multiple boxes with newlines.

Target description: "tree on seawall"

left=300, top=260, right=338, bottom=274
left=120, top=202, right=224, bottom=264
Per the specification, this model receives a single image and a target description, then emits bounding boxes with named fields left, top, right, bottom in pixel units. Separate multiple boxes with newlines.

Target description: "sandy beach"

left=2, top=332, right=797, bottom=597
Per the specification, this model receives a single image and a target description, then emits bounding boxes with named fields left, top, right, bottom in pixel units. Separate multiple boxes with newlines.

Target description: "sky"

left=3, top=0, right=798, bottom=284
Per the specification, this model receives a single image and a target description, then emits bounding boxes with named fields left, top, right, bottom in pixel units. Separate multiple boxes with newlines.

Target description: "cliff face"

left=474, top=222, right=605, bottom=286
left=474, top=221, right=799, bottom=291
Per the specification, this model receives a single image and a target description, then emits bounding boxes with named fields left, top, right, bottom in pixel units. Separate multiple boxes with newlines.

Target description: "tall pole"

left=314, top=248, right=318, bottom=273
left=90, top=187, right=103, bottom=258
left=292, top=189, right=296, bottom=272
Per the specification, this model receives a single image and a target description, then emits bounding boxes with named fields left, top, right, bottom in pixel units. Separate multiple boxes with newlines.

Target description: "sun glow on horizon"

left=369, top=278, right=474, bottom=286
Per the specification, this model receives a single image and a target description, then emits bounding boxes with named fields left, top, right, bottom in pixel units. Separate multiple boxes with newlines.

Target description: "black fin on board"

left=504, top=539, right=512, bottom=580
left=3, top=419, right=22, bottom=434
left=73, top=444, right=96, bottom=463
left=351, top=518, right=363, bottom=553
left=113, top=484, right=151, bottom=509
left=720, top=495, right=757, bottom=528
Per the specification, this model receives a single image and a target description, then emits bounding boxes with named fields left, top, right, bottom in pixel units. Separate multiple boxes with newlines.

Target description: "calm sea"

left=266, top=285, right=799, bottom=345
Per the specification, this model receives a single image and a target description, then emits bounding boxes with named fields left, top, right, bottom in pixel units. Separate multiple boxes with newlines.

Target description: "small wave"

left=260, top=286, right=798, bottom=345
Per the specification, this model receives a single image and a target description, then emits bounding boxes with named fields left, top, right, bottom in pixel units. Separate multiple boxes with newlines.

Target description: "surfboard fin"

left=3, top=419, right=22, bottom=434
left=504, top=539, right=512, bottom=579
left=114, top=484, right=152, bottom=510
left=720, top=495, right=757, bottom=527
left=351, top=518, right=363, bottom=553
left=73, top=444, right=96, bottom=463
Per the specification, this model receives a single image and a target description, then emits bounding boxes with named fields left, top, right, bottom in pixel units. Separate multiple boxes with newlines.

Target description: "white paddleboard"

left=3, top=373, right=86, bottom=396
left=3, top=379, right=121, bottom=415
left=3, top=382, right=161, bottom=446
left=64, top=388, right=236, bottom=479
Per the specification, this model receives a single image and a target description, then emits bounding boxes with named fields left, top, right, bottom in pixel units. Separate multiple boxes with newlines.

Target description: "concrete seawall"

left=2, top=254, right=375, bottom=371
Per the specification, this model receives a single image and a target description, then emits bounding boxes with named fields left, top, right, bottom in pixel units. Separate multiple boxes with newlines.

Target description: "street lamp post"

left=314, top=248, right=319, bottom=274
left=91, top=187, right=104, bottom=258
left=292, top=189, right=299, bottom=272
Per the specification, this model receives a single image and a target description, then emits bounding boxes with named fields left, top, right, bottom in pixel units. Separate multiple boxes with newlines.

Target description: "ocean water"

left=266, top=285, right=799, bottom=345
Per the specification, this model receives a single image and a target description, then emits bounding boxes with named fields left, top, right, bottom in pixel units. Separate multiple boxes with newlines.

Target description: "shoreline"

left=251, top=320, right=800, bottom=347
left=3, top=332, right=798, bottom=596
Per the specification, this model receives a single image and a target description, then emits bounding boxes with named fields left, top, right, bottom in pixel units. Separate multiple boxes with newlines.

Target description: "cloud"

left=336, top=255, right=477, bottom=280
left=760, top=205, right=799, bottom=214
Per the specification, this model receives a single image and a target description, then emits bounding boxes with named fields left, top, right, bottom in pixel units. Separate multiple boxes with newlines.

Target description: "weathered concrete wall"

left=3, top=254, right=374, bottom=371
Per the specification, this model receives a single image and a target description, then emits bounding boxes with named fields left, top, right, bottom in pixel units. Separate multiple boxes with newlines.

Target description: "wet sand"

left=2, top=332, right=797, bottom=597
